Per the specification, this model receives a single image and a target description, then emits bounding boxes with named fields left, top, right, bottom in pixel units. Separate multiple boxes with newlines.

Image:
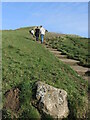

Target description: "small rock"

left=35, top=81, right=69, bottom=119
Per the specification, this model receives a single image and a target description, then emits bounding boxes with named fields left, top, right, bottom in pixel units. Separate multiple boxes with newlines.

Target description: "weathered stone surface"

left=35, top=81, right=69, bottom=119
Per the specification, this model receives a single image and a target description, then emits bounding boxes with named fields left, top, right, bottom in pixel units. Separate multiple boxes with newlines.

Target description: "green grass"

left=45, top=33, right=89, bottom=67
left=2, top=27, right=88, bottom=119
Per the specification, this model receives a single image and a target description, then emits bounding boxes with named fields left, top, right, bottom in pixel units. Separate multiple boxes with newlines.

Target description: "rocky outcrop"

left=35, top=81, right=69, bottom=119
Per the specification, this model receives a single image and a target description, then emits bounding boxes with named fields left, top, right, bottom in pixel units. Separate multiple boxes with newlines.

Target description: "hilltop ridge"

left=2, top=27, right=88, bottom=119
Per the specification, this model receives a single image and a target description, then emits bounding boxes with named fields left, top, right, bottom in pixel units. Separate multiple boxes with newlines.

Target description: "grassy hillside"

left=45, top=33, right=89, bottom=67
left=2, top=27, right=88, bottom=119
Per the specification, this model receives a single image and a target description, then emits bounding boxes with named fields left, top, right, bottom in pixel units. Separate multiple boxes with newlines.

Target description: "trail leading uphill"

left=37, top=40, right=89, bottom=81
left=2, top=27, right=88, bottom=119
left=45, top=45, right=89, bottom=81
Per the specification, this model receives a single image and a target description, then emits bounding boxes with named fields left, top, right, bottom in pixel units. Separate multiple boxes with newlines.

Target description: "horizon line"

left=0, top=26, right=88, bottom=38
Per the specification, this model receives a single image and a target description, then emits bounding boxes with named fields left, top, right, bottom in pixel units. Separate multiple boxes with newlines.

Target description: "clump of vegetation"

left=2, top=27, right=88, bottom=119
left=45, top=34, right=89, bottom=67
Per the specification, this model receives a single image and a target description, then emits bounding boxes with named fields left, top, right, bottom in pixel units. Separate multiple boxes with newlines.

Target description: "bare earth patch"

left=4, top=88, right=20, bottom=112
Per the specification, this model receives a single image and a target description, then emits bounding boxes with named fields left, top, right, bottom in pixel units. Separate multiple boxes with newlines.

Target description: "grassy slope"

left=2, top=27, right=88, bottom=119
left=45, top=33, right=89, bottom=67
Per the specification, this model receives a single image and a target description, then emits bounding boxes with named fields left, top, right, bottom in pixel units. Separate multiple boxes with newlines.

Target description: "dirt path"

left=44, top=45, right=89, bottom=81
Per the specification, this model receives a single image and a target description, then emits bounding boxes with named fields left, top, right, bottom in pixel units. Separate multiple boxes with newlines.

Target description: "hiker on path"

left=29, top=29, right=34, bottom=37
left=35, top=27, right=40, bottom=41
left=40, top=26, right=46, bottom=44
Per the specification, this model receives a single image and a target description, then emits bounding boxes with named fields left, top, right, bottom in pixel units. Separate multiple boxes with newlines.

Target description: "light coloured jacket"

left=40, top=27, right=45, bottom=35
left=31, top=30, right=34, bottom=35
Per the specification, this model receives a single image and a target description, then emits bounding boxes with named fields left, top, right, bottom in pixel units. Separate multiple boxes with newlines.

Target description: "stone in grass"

left=35, top=81, right=69, bottom=119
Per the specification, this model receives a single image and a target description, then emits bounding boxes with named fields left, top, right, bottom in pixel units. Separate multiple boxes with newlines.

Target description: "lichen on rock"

left=35, top=81, right=69, bottom=119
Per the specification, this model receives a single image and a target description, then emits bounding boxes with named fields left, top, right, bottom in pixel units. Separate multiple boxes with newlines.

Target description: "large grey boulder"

left=35, top=81, right=69, bottom=119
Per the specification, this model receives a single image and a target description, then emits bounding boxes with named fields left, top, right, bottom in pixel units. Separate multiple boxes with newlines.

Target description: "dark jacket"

left=35, top=28, right=40, bottom=37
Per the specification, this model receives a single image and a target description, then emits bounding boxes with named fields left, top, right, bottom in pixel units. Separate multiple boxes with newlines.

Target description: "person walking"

left=40, top=26, right=46, bottom=44
left=29, top=29, right=34, bottom=37
left=31, top=29, right=34, bottom=36
left=35, top=27, right=40, bottom=41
